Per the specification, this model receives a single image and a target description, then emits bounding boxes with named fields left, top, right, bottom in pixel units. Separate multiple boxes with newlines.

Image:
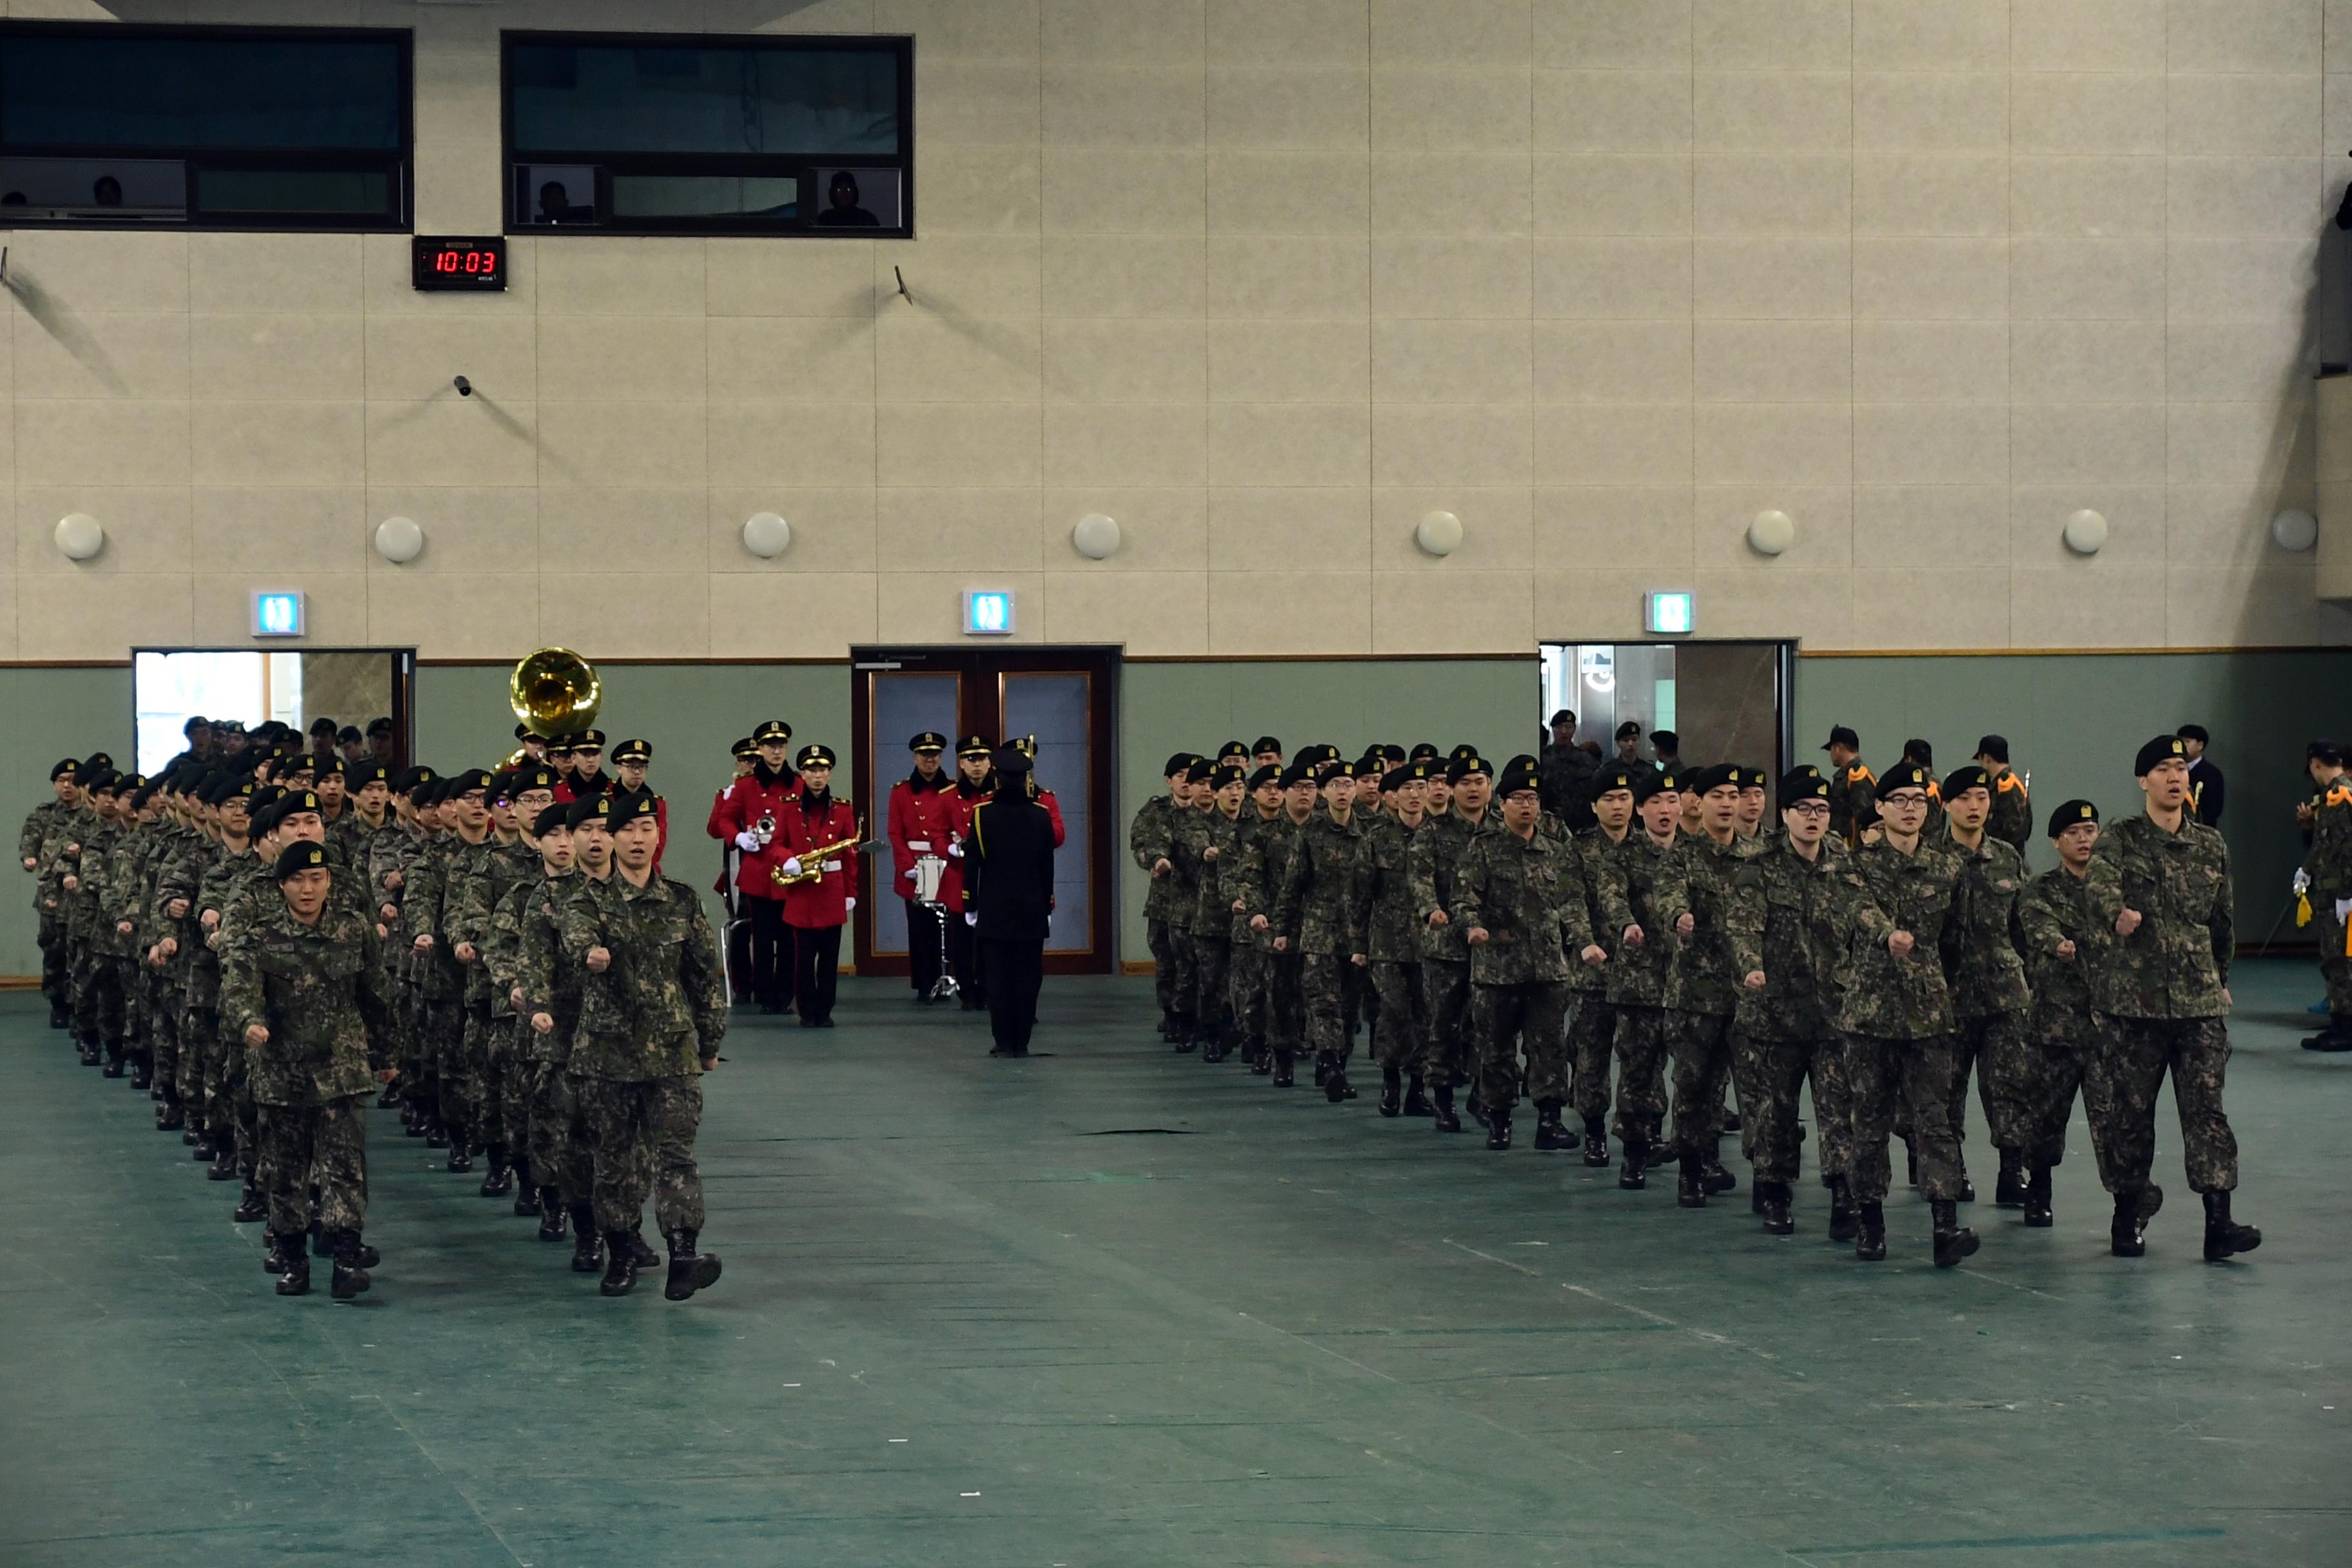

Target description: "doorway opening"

left=848, top=645, right=1119, bottom=975
left=131, top=647, right=416, bottom=775
left=1538, top=640, right=1795, bottom=778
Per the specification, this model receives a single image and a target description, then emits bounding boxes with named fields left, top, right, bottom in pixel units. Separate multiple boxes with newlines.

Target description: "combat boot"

left=1619, top=1136, right=1648, bottom=1190
left=1955, top=1167, right=1976, bottom=1203
left=618, top=1230, right=660, bottom=1269
left=663, top=1229, right=723, bottom=1301
left=1270, top=1047, right=1295, bottom=1088
left=1377, top=1067, right=1402, bottom=1117
left=48, top=999, right=69, bottom=1030
left=1171, top=1026, right=1198, bottom=1055
left=155, top=1097, right=183, bottom=1132
left=1313, top=1055, right=1328, bottom=1088
left=1484, top=1104, right=1512, bottom=1152
left=1533, top=1104, right=1574, bottom=1151
left=1930, top=1199, right=1979, bottom=1268
left=1644, top=1137, right=1678, bottom=1173
left=209, top=1146, right=241, bottom=1182
left=1676, top=1153, right=1707, bottom=1208
left=1199, top=1026, right=1227, bottom=1064
left=537, top=1188, right=567, bottom=1241
left=329, top=1231, right=373, bottom=1301
left=424, top=1120, right=449, bottom=1148
left=1698, top=1142, right=1736, bottom=1195
left=101, top=1050, right=126, bottom=1079
left=2299, top=1015, right=2352, bottom=1050
left=1581, top=1115, right=1611, bottom=1167
left=77, top=1035, right=100, bottom=1066
left=1854, top=1202, right=1886, bottom=1261
left=234, top=1189, right=266, bottom=1229
left=2110, top=1188, right=2150, bottom=1257
left=445, top=1132, right=473, bottom=1174
left=1322, top=1057, right=1352, bottom=1102
left=570, top=1207, right=603, bottom=1273
left=2200, top=1190, right=2261, bottom=1262
left=513, top=1159, right=541, bottom=1217
left=1827, top=1175, right=1857, bottom=1242
left=261, top=1229, right=289, bottom=1273
left=598, top=1232, right=639, bottom=1296
left=1430, top=1084, right=1461, bottom=1132
left=1758, top=1181, right=1794, bottom=1236
left=273, top=1231, right=310, bottom=1296
left=1402, top=1075, right=1431, bottom=1116
left=131, top=1054, right=153, bottom=1092
left=478, top=1145, right=512, bottom=1198
left=2023, top=1165, right=2053, bottom=1228
left=1248, top=1036, right=1273, bottom=1075
left=1994, top=1148, right=2028, bottom=1207
left=190, top=1130, right=214, bottom=1159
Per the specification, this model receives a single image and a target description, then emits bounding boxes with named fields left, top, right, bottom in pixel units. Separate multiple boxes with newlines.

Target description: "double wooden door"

left=848, top=645, right=1118, bottom=976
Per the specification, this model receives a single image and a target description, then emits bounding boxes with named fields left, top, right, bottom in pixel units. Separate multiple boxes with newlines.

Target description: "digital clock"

left=412, top=236, right=507, bottom=291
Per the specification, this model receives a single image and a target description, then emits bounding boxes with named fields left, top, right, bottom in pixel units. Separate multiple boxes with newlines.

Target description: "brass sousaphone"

left=505, top=647, right=602, bottom=766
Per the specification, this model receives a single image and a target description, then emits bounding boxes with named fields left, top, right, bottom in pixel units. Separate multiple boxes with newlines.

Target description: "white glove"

left=2294, top=867, right=2311, bottom=896
left=965, top=912, right=977, bottom=926
left=845, top=897, right=857, bottom=913
left=903, top=867, right=917, bottom=881
left=946, top=841, right=963, bottom=859
left=2336, top=897, right=2351, bottom=925
left=780, top=856, right=802, bottom=878
left=734, top=831, right=760, bottom=852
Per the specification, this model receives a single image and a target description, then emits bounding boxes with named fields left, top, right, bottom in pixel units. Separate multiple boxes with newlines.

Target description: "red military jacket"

left=776, top=789, right=859, bottom=928
left=888, top=770, right=959, bottom=898
left=707, top=763, right=796, bottom=899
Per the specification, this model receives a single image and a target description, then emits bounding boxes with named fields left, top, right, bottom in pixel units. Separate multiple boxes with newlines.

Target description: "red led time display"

left=412, top=236, right=507, bottom=291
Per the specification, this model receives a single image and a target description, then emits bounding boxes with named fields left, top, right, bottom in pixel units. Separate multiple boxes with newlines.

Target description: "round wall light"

left=1072, top=512, right=1121, bottom=560
left=374, top=515, right=425, bottom=565
left=1747, top=508, right=1795, bottom=556
left=1415, top=509, right=1464, bottom=557
left=742, top=511, right=791, bottom=559
left=2272, top=508, right=2318, bottom=553
left=2063, top=508, right=2108, bottom=555
left=54, top=513, right=104, bottom=562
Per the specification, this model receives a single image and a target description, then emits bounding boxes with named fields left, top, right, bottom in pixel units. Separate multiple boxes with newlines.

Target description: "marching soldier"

left=1976, top=736, right=2033, bottom=854
left=1225, top=765, right=1287, bottom=1074
left=2014, top=799, right=2110, bottom=1230
left=1939, top=764, right=2034, bottom=1208
left=1822, top=725, right=1874, bottom=848
left=20, top=757, right=81, bottom=1028
left=1654, top=764, right=1750, bottom=1206
left=1162, top=760, right=1215, bottom=1052
left=496, top=799, right=582, bottom=1244
left=2085, top=736, right=2260, bottom=1264
left=1188, top=763, right=1250, bottom=1061
left=774, top=744, right=858, bottom=1028
left=1592, top=769, right=1682, bottom=1187
left=2297, top=740, right=2352, bottom=1052
left=1565, top=763, right=1638, bottom=1164
left=1408, top=754, right=1494, bottom=1131
left=1235, top=765, right=1315, bottom=1084
left=1275, top=759, right=1366, bottom=1102
left=1353, top=762, right=1432, bottom=1117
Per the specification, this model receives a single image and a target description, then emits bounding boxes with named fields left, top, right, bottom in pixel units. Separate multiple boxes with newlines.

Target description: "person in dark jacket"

left=2178, top=724, right=2224, bottom=828
left=962, top=750, right=1058, bottom=1057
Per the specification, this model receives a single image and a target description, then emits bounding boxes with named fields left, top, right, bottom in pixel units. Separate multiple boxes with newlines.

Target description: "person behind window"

left=536, top=180, right=590, bottom=225
left=815, top=171, right=880, bottom=228
left=92, top=175, right=122, bottom=208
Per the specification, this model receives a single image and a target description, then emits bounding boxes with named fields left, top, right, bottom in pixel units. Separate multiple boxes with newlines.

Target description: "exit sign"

left=964, top=589, right=1015, bottom=636
left=1643, top=591, right=1694, bottom=636
left=252, top=591, right=306, bottom=638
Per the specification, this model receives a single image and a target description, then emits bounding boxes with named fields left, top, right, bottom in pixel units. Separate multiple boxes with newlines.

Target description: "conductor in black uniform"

left=961, top=749, right=1057, bottom=1057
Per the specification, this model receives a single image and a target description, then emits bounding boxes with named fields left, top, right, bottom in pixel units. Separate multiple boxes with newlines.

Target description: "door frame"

left=848, top=643, right=1120, bottom=975
left=1536, top=638, right=1797, bottom=781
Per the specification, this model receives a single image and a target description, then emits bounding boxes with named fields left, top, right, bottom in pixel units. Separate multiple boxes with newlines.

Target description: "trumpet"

left=772, top=819, right=864, bottom=889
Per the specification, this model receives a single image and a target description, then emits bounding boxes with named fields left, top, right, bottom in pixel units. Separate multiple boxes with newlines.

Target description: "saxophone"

left=771, top=818, right=864, bottom=889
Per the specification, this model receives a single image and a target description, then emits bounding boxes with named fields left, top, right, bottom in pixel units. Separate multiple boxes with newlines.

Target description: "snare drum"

left=912, top=854, right=948, bottom=905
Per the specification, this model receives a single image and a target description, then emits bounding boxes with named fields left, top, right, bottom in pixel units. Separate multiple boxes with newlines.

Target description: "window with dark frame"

left=502, top=31, right=912, bottom=238
left=0, top=21, right=410, bottom=231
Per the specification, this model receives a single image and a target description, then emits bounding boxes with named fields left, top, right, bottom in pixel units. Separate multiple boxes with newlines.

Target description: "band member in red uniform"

left=708, top=720, right=796, bottom=1014
left=1006, top=736, right=1067, bottom=847
left=708, top=737, right=758, bottom=1003
left=560, top=730, right=612, bottom=800
left=887, top=732, right=958, bottom=1004
left=776, top=744, right=858, bottom=1028
left=946, top=734, right=995, bottom=1010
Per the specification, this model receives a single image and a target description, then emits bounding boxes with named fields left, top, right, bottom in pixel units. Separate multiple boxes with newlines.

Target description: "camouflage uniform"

left=368, top=823, right=432, bottom=1112
left=2300, top=776, right=2352, bottom=1019
left=1351, top=812, right=1427, bottom=1074
left=402, top=832, right=477, bottom=1150
left=1654, top=832, right=1750, bottom=1161
left=1453, top=824, right=1591, bottom=1116
left=1827, top=762, right=1876, bottom=848
left=1186, top=808, right=1250, bottom=1050
left=1128, top=793, right=1184, bottom=1022
left=1563, top=829, right=1623, bottom=1131
left=1724, top=837, right=1853, bottom=1188
left=558, top=870, right=727, bottom=1240
left=1232, top=812, right=1306, bottom=1059
left=1940, top=834, right=2034, bottom=1181
left=1407, top=808, right=1490, bottom=1094
left=19, top=796, right=73, bottom=1014
left=219, top=896, right=390, bottom=1244
left=1222, top=809, right=1286, bottom=1054
left=1986, top=770, right=2034, bottom=856
left=1592, top=832, right=1677, bottom=1146
left=507, top=868, right=594, bottom=1214
left=196, top=846, right=269, bottom=1172
left=2014, top=864, right=2112, bottom=1173
left=1834, top=837, right=1970, bottom=1206
left=1275, top=810, right=1366, bottom=1074
left=446, top=836, right=538, bottom=1170
left=1163, top=804, right=1211, bottom=1037
left=63, top=814, right=128, bottom=1063
left=156, top=831, right=222, bottom=1132
left=2084, top=814, right=2237, bottom=1197
left=1538, top=743, right=1599, bottom=833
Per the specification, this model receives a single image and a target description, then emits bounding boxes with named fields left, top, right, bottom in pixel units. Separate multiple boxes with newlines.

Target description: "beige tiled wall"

left=1, top=0, right=2347, bottom=660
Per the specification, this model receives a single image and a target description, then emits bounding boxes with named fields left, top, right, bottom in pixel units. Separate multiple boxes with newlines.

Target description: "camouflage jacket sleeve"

left=1406, top=825, right=1444, bottom=926
left=219, top=928, right=264, bottom=1047
left=1592, top=839, right=1636, bottom=936
left=17, top=805, right=48, bottom=865
left=1652, top=839, right=1694, bottom=931
left=1129, top=797, right=1171, bottom=872
left=516, top=883, right=563, bottom=1018
left=557, top=876, right=611, bottom=965
left=1725, top=858, right=1768, bottom=978
left=487, top=879, right=533, bottom=997
left=1345, top=831, right=1377, bottom=956
left=2304, top=785, right=2352, bottom=894
left=1271, top=819, right=1311, bottom=936
left=681, top=890, right=728, bottom=1050
left=1451, top=834, right=1489, bottom=936
left=356, top=920, right=393, bottom=1068
left=2015, top=872, right=2072, bottom=962
left=443, top=851, right=495, bottom=950
left=404, top=847, right=447, bottom=942
left=1833, top=854, right=1896, bottom=953
left=1556, top=845, right=1596, bottom=955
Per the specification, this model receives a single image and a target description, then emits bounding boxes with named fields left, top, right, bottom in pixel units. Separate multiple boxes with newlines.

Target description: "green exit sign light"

left=1644, top=591, right=1694, bottom=635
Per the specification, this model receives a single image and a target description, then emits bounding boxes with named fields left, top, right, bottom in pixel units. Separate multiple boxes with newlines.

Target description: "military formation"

left=17, top=717, right=727, bottom=1305
left=1130, top=723, right=2267, bottom=1269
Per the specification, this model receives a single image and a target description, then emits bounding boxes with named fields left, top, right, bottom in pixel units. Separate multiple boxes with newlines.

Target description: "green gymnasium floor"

left=1, top=963, right=2344, bottom=1568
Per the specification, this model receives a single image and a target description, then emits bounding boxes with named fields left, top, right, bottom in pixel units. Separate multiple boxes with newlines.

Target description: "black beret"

left=511, top=767, right=559, bottom=795
left=796, top=744, right=836, bottom=769
left=2176, top=724, right=2210, bottom=746
left=753, top=719, right=792, bottom=745
left=1354, top=751, right=1387, bottom=777
left=1548, top=709, right=1575, bottom=727
left=1614, top=721, right=1642, bottom=740
left=1407, top=743, right=1440, bottom=763
left=2138, top=734, right=2191, bottom=775
left=611, top=790, right=660, bottom=824
left=279, top=789, right=322, bottom=818
left=309, top=716, right=338, bottom=735
left=1324, top=759, right=1360, bottom=780
left=75, top=763, right=113, bottom=789
left=909, top=732, right=946, bottom=753
left=1248, top=764, right=1282, bottom=790
left=1738, top=765, right=1770, bottom=789
left=1252, top=736, right=1282, bottom=756
left=446, top=768, right=495, bottom=796
left=310, top=756, right=346, bottom=779
left=1210, top=764, right=1246, bottom=790
left=366, top=716, right=396, bottom=738
left=390, top=765, right=434, bottom=793
left=1630, top=770, right=1677, bottom=803
left=1217, top=740, right=1250, bottom=760
left=1496, top=757, right=1542, bottom=797
left=1184, top=760, right=1216, bottom=784
left=1690, top=763, right=1741, bottom=796
left=2049, top=799, right=2099, bottom=835
left=2306, top=739, right=2344, bottom=766
left=50, top=756, right=78, bottom=780
left=1975, top=734, right=2010, bottom=764
left=347, top=761, right=387, bottom=788
left=1447, top=743, right=1482, bottom=764
left=1821, top=724, right=1859, bottom=751
left=533, top=803, right=573, bottom=837
left=568, top=795, right=614, bottom=830
left=183, top=715, right=210, bottom=735
left=272, top=841, right=330, bottom=881
left=1446, top=754, right=1494, bottom=781
left=1380, top=743, right=1407, bottom=763
left=1942, top=765, right=1991, bottom=799
left=411, top=779, right=445, bottom=807
left=1163, top=752, right=1197, bottom=777
left=1592, top=763, right=1641, bottom=796
left=1902, top=737, right=1934, bottom=766
left=1279, top=765, right=1315, bottom=789
left=130, top=778, right=161, bottom=810
left=1649, top=730, right=1678, bottom=751
left=1876, top=762, right=1934, bottom=799
left=337, top=726, right=361, bottom=745
left=1779, top=769, right=1831, bottom=804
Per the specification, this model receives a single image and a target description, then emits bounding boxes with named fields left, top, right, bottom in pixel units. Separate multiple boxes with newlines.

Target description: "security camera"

left=453, top=375, right=473, bottom=397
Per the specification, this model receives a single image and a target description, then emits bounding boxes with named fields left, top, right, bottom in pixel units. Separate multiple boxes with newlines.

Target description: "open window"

left=1540, top=640, right=1796, bottom=779
left=132, top=647, right=415, bottom=777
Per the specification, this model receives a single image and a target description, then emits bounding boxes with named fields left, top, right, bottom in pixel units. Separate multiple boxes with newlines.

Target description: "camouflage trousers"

left=1472, top=980, right=1569, bottom=1113
left=256, top=1094, right=368, bottom=1240
left=1146, top=918, right=1180, bottom=1017
left=37, top=910, right=68, bottom=1006
left=1161, top=925, right=1199, bottom=1026
left=526, top=1064, right=595, bottom=1206
left=582, top=1075, right=706, bottom=1237
left=1267, top=949, right=1306, bottom=1051
left=1191, top=934, right=1232, bottom=1038
left=1228, top=943, right=1270, bottom=1044
left=1365, top=959, right=1426, bottom=1072
left=498, top=1026, right=536, bottom=1173
left=414, top=995, right=468, bottom=1138
left=2016, top=1006, right=2109, bottom=1170
left=1668, top=1010, right=1736, bottom=1155
left=226, top=1042, right=259, bottom=1178
left=1302, top=953, right=1358, bottom=1065
left=1946, top=1008, right=2035, bottom=1162
left=2087, top=1016, right=2237, bottom=1196
left=1419, top=957, right=1471, bottom=1088
left=182, top=1003, right=224, bottom=1137
left=1566, top=990, right=1614, bottom=1122
left=2320, top=905, right=2352, bottom=1015
left=460, top=1003, right=509, bottom=1150
left=71, top=950, right=127, bottom=1055
left=1732, top=1030, right=1852, bottom=1185
left=1844, top=1034, right=1966, bottom=1205
left=1609, top=1004, right=1671, bottom=1144
left=146, top=968, right=181, bottom=1094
